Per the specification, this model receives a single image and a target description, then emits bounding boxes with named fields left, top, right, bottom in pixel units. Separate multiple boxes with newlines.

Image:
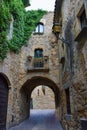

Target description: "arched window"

left=34, top=49, right=43, bottom=67
left=34, top=49, right=43, bottom=58
left=34, top=23, right=44, bottom=34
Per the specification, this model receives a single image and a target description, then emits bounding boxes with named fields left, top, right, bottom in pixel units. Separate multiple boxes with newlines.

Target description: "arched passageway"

left=31, top=85, right=55, bottom=109
left=0, top=73, right=9, bottom=130
left=20, top=76, right=60, bottom=120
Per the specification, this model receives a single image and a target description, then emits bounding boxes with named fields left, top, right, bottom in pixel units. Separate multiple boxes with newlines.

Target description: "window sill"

left=64, top=114, right=72, bottom=121
left=33, top=32, right=44, bottom=35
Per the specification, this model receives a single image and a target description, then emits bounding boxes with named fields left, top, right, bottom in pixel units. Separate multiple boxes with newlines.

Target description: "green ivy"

left=0, top=1, right=11, bottom=61
left=22, top=0, right=30, bottom=7
left=0, top=0, right=47, bottom=61
left=9, top=0, right=25, bottom=52
left=24, top=9, right=47, bottom=45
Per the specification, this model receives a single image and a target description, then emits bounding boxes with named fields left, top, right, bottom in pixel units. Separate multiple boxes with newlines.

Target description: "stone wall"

left=0, top=12, right=61, bottom=129
left=1, top=1, right=87, bottom=129
left=57, top=0, right=87, bottom=130
left=31, top=86, right=55, bottom=109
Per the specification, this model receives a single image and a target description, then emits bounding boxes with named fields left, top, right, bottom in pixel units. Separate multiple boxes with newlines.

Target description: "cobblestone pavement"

left=9, top=109, right=63, bottom=130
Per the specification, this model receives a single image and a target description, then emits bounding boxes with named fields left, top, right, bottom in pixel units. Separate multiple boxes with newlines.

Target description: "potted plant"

left=28, top=56, right=32, bottom=61
left=44, top=56, right=48, bottom=62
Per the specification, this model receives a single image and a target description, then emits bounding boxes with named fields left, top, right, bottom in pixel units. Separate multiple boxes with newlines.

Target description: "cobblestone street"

left=9, top=110, right=63, bottom=130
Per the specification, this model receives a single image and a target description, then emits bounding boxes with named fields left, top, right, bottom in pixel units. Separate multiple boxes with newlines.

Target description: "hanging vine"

left=0, top=0, right=47, bottom=61
left=0, top=1, right=11, bottom=60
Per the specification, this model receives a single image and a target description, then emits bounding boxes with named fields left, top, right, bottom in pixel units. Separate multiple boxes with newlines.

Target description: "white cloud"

left=26, top=0, right=55, bottom=11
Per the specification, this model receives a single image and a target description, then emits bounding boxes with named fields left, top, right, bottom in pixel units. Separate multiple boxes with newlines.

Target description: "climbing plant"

left=9, top=0, right=25, bottom=52
left=24, top=9, right=47, bottom=44
left=0, top=1, right=11, bottom=61
left=0, top=0, right=47, bottom=61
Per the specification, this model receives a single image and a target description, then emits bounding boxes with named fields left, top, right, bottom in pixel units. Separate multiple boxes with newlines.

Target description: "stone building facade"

left=0, top=1, right=87, bottom=130
left=53, top=0, right=87, bottom=129
left=0, top=12, right=61, bottom=129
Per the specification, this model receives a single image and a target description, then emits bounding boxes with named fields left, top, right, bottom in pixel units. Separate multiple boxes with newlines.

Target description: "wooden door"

left=0, top=75, right=8, bottom=130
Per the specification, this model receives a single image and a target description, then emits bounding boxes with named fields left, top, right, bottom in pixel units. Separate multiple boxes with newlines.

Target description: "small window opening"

left=60, top=57, right=65, bottom=70
left=34, top=49, right=43, bottom=68
left=34, top=23, right=44, bottom=34
left=65, top=88, right=71, bottom=114
left=80, top=10, right=87, bottom=29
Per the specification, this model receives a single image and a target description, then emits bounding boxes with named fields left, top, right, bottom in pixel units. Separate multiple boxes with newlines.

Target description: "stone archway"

left=20, top=76, right=60, bottom=121
left=0, top=73, right=9, bottom=130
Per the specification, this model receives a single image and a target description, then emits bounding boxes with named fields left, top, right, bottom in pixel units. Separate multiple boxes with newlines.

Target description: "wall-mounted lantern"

left=52, top=22, right=61, bottom=39
left=53, top=22, right=69, bottom=45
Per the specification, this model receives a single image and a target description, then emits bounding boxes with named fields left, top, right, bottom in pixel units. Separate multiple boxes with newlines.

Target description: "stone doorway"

left=0, top=74, right=9, bottom=130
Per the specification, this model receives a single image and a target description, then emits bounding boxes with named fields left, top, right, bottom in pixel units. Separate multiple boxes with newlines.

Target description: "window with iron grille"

left=34, top=49, right=43, bottom=68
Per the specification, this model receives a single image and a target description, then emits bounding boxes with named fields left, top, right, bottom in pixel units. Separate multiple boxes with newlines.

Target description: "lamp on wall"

left=53, top=22, right=70, bottom=45
left=53, top=22, right=61, bottom=38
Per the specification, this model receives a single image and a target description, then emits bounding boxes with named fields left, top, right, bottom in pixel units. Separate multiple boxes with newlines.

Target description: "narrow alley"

left=0, top=0, right=87, bottom=130
left=9, top=110, right=63, bottom=130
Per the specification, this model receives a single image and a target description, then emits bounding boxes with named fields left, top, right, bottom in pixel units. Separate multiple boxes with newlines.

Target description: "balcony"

left=27, top=56, right=49, bottom=72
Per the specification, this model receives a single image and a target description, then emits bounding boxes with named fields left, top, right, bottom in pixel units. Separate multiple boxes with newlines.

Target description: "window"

left=60, top=57, right=65, bottom=70
left=80, top=10, right=87, bottom=29
left=34, top=23, right=44, bottom=34
left=34, top=49, right=43, bottom=67
left=34, top=49, right=43, bottom=58
left=65, top=88, right=71, bottom=114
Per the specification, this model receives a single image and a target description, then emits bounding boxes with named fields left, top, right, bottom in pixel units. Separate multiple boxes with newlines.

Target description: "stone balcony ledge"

left=27, top=56, right=49, bottom=72
left=27, top=67, right=49, bottom=72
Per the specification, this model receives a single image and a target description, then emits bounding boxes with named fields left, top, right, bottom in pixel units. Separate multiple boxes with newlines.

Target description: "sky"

left=26, top=0, right=55, bottom=11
